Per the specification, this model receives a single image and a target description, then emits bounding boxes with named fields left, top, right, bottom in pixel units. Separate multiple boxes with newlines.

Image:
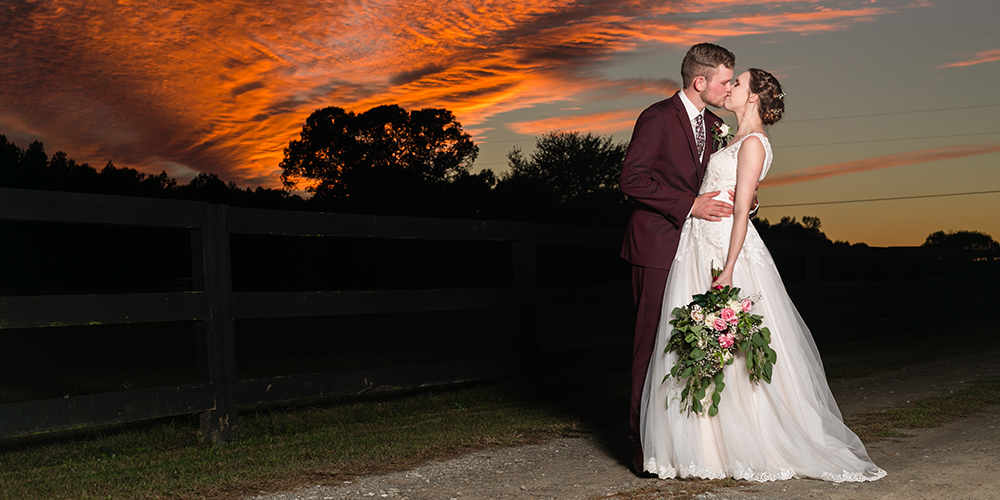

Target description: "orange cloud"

left=0, top=0, right=915, bottom=188
left=760, top=144, right=1000, bottom=188
left=507, top=109, right=643, bottom=136
left=939, top=49, right=1000, bottom=68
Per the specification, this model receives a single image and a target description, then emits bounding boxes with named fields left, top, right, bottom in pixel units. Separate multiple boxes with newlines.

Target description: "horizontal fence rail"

left=0, top=187, right=625, bottom=442
left=1, top=187, right=996, bottom=442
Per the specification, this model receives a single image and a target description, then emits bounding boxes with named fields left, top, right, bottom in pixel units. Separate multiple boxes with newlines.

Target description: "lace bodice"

left=700, top=132, right=772, bottom=198
left=675, top=132, right=773, bottom=269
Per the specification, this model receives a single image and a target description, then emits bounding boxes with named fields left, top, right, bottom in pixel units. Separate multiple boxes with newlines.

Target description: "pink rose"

left=741, top=298, right=752, bottom=313
left=713, top=318, right=728, bottom=331
left=721, top=308, right=738, bottom=324
left=718, top=334, right=735, bottom=349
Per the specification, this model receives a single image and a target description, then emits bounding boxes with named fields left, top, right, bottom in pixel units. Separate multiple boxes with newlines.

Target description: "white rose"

left=718, top=124, right=730, bottom=136
left=691, top=309, right=704, bottom=322
left=704, top=314, right=717, bottom=329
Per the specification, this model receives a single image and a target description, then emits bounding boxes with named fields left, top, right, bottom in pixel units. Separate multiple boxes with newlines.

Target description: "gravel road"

left=245, top=350, right=999, bottom=500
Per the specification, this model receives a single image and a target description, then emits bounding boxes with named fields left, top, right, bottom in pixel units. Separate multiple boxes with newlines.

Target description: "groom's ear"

left=693, top=75, right=707, bottom=92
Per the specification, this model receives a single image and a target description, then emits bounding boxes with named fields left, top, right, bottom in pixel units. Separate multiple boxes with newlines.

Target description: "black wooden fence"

left=0, top=187, right=625, bottom=443
left=1, top=187, right=996, bottom=444
left=765, top=239, right=999, bottom=337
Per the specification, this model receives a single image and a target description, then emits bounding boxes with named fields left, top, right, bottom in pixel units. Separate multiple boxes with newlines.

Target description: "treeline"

left=0, top=135, right=304, bottom=211
left=0, top=134, right=630, bottom=229
left=754, top=215, right=857, bottom=246
left=4, top=101, right=995, bottom=249
left=0, top=131, right=883, bottom=244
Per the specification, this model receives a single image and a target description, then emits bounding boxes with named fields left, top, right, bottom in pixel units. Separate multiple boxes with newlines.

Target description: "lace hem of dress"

left=820, top=467, right=888, bottom=483
left=644, top=458, right=796, bottom=482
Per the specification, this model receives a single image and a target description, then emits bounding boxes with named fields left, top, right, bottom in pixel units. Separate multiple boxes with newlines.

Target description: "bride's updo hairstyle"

left=749, top=68, right=784, bottom=125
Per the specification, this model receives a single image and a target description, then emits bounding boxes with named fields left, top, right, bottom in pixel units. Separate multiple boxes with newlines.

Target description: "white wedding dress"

left=639, top=133, right=886, bottom=482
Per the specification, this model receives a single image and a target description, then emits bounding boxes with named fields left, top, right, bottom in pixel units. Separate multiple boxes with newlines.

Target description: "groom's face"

left=701, top=65, right=734, bottom=108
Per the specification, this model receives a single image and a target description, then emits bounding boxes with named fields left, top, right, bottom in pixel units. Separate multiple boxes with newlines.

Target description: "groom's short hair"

left=681, top=43, right=736, bottom=89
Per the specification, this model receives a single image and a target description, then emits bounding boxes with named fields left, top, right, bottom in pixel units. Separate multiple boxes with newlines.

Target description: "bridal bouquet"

left=665, top=268, right=776, bottom=417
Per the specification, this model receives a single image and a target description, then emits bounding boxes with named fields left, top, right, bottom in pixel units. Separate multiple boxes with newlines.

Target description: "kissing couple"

left=620, top=42, right=886, bottom=483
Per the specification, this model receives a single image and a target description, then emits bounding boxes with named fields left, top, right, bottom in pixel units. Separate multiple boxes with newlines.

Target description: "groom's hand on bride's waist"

left=691, top=190, right=734, bottom=222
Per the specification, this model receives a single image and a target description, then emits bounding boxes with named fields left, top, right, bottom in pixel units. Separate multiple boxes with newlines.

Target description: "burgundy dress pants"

left=629, top=265, right=670, bottom=444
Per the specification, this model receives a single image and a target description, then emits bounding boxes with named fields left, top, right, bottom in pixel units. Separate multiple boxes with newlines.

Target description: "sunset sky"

left=1, top=0, right=997, bottom=246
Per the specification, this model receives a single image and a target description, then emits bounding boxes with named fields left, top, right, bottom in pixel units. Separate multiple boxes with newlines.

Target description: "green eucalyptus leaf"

left=708, top=404, right=718, bottom=417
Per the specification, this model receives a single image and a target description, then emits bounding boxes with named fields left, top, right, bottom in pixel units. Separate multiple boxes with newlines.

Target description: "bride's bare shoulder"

left=737, top=134, right=766, bottom=159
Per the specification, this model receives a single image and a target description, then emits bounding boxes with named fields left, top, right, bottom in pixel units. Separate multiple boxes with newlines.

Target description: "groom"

left=619, top=42, right=736, bottom=473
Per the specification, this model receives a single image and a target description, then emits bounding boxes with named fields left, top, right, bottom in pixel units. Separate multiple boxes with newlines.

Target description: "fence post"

left=192, top=204, right=238, bottom=444
left=512, top=223, right=539, bottom=389
left=804, top=251, right=821, bottom=325
left=942, top=253, right=955, bottom=317
left=885, top=249, right=900, bottom=334
left=990, top=254, right=998, bottom=320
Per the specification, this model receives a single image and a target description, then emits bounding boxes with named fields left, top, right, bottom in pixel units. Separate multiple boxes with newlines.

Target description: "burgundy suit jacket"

left=620, top=92, right=724, bottom=270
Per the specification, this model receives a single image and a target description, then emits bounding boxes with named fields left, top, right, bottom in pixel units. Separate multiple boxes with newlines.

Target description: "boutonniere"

left=712, top=123, right=734, bottom=150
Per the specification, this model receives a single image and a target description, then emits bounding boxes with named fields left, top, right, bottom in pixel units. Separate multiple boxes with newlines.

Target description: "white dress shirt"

left=677, top=90, right=706, bottom=163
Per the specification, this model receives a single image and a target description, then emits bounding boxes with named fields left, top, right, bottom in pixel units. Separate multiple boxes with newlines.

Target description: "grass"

left=848, top=377, right=1000, bottom=441
left=0, top=381, right=589, bottom=500
left=2, top=317, right=997, bottom=499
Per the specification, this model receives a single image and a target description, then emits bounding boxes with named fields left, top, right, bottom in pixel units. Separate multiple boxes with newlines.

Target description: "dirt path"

left=246, top=351, right=999, bottom=500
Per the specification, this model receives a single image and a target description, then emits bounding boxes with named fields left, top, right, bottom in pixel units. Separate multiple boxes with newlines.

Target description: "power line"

left=473, top=103, right=1000, bottom=157
left=479, top=138, right=537, bottom=145
left=477, top=131, right=1000, bottom=158
left=762, top=189, right=1000, bottom=208
left=775, top=131, right=1000, bottom=149
left=784, top=103, right=1000, bottom=123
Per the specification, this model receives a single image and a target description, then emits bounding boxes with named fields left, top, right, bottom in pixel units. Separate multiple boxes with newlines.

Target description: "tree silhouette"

left=279, top=105, right=479, bottom=215
left=496, top=131, right=629, bottom=226
left=922, top=230, right=999, bottom=251
left=753, top=216, right=833, bottom=244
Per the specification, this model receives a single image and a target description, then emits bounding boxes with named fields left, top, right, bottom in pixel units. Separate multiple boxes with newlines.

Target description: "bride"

left=639, top=68, right=886, bottom=482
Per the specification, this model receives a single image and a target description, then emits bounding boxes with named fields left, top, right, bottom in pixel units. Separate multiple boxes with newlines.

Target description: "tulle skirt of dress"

left=639, top=217, right=886, bottom=483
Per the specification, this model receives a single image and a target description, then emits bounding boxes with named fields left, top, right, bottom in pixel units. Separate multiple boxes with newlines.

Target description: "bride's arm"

left=714, top=136, right=766, bottom=289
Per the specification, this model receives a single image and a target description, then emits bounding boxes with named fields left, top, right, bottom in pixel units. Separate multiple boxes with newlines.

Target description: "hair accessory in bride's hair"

left=776, top=92, right=786, bottom=100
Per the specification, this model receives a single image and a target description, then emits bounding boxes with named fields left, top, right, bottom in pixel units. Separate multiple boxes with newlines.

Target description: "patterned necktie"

left=694, top=114, right=706, bottom=159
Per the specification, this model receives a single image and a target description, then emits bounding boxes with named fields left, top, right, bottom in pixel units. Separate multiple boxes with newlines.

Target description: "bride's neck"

left=734, top=108, right=764, bottom=137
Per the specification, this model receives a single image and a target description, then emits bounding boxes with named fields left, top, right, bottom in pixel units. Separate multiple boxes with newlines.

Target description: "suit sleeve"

left=619, top=106, right=696, bottom=228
